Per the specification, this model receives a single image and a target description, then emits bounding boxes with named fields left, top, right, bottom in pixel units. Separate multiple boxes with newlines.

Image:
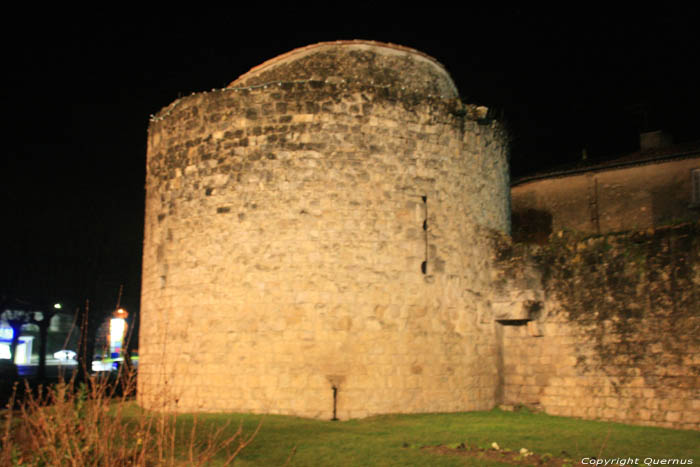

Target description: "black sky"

left=3, top=8, right=698, bottom=320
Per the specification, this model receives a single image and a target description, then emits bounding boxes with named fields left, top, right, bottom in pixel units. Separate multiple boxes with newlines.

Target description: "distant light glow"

left=0, top=326, right=13, bottom=340
left=109, top=317, right=127, bottom=357
left=53, top=349, right=76, bottom=360
left=53, top=303, right=62, bottom=309
left=110, top=318, right=125, bottom=345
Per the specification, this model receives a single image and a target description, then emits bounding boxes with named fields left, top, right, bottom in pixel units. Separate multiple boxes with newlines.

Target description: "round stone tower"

left=139, top=41, right=510, bottom=418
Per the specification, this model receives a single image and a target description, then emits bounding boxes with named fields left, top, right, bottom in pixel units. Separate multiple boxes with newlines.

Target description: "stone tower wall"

left=139, top=43, right=510, bottom=418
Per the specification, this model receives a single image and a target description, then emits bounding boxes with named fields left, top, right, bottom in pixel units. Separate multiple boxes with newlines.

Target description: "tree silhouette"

left=29, top=302, right=61, bottom=381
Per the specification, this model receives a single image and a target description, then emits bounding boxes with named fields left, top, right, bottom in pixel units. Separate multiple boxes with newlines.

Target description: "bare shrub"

left=0, top=363, right=258, bottom=466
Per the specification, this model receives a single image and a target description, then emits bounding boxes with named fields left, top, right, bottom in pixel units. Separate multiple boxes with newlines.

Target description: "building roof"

left=512, top=139, right=700, bottom=187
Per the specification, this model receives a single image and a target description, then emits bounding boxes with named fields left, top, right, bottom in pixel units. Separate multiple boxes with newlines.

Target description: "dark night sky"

left=3, top=8, right=698, bottom=321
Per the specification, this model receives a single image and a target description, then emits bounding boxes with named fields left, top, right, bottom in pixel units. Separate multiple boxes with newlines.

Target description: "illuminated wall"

left=139, top=41, right=510, bottom=418
left=511, top=156, right=700, bottom=239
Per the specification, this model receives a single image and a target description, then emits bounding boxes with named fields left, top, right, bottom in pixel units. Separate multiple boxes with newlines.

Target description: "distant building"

left=0, top=320, right=34, bottom=364
left=511, top=131, right=700, bottom=242
left=0, top=310, right=77, bottom=364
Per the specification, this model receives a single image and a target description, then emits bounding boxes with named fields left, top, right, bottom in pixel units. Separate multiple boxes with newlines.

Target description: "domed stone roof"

left=229, top=40, right=458, bottom=98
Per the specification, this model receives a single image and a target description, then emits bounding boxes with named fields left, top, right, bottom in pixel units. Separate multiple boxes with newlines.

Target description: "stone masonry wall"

left=494, top=223, right=700, bottom=429
left=139, top=43, right=510, bottom=419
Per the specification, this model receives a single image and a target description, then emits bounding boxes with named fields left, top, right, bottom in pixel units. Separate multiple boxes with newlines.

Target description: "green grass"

left=142, top=407, right=700, bottom=466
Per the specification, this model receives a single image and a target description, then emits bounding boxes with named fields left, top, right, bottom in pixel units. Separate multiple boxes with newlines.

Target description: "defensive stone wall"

left=139, top=41, right=699, bottom=430
left=494, top=222, right=700, bottom=430
left=139, top=42, right=510, bottom=419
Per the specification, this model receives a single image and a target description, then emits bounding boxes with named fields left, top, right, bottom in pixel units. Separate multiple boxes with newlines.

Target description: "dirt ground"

left=419, top=443, right=576, bottom=466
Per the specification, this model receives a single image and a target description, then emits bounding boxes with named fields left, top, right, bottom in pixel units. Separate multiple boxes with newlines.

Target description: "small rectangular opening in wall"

left=421, top=195, right=428, bottom=274
left=691, top=168, right=700, bottom=206
left=496, top=319, right=530, bottom=326
left=497, top=319, right=544, bottom=337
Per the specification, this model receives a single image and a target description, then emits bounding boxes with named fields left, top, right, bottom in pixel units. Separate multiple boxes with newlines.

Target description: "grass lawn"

left=153, top=407, right=700, bottom=466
